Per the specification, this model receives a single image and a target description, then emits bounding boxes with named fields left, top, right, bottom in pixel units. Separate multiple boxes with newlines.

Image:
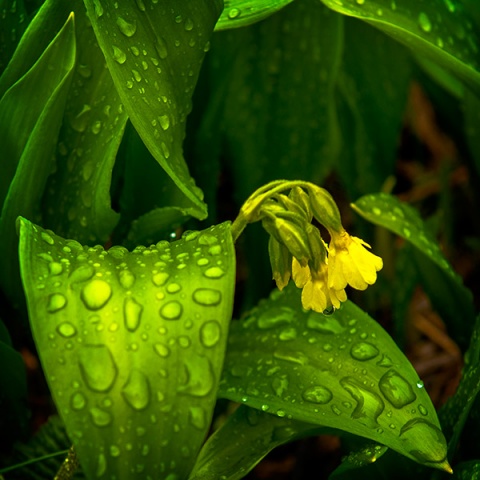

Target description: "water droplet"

left=70, top=392, right=86, bottom=410
left=159, top=114, right=170, bottom=130
left=152, top=271, right=169, bottom=287
left=306, top=312, right=345, bottom=334
left=418, top=12, right=432, bottom=33
left=155, top=37, right=168, bottom=59
left=124, top=297, right=143, bottom=332
left=376, top=354, right=393, bottom=368
left=122, top=369, right=151, bottom=410
left=192, top=288, right=222, bottom=306
left=228, top=7, right=240, bottom=19
left=135, top=0, right=146, bottom=11
left=89, top=407, right=112, bottom=428
left=81, top=279, right=112, bottom=310
left=444, top=0, right=455, bottom=12
left=189, top=406, right=207, bottom=430
left=400, top=419, right=447, bottom=463
left=416, top=380, right=424, bottom=389
left=161, top=141, right=170, bottom=159
left=379, top=370, right=416, bottom=408
left=154, top=343, right=170, bottom=357
left=302, top=385, right=333, bottom=404
left=48, top=262, right=63, bottom=276
left=160, top=301, right=183, bottom=320
left=418, top=404, right=428, bottom=416
left=166, top=283, right=181, bottom=294
left=96, top=452, right=106, bottom=478
left=356, top=0, right=365, bottom=3
left=350, top=342, right=379, bottom=361
left=198, top=234, right=218, bottom=246
left=184, top=18, right=194, bottom=30
left=341, top=377, right=385, bottom=426
left=117, top=16, right=137, bottom=37
left=79, top=345, right=117, bottom=392
left=279, top=327, right=298, bottom=341
left=178, top=356, right=214, bottom=397
left=110, top=445, right=120, bottom=457
left=203, top=266, right=225, bottom=279
left=57, top=322, right=76, bottom=338
left=200, top=320, right=221, bottom=348
left=119, top=270, right=135, bottom=289
left=41, top=231, right=54, bottom=245
left=47, top=293, right=67, bottom=313
left=257, top=306, right=295, bottom=329
left=112, top=45, right=126, bottom=64
left=373, top=207, right=382, bottom=216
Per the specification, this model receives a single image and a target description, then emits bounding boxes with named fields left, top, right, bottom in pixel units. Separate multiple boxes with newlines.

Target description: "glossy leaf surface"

left=84, top=0, right=223, bottom=220
left=18, top=217, right=236, bottom=480
left=320, top=0, right=480, bottom=94
left=219, top=285, right=450, bottom=471
left=214, top=0, right=294, bottom=30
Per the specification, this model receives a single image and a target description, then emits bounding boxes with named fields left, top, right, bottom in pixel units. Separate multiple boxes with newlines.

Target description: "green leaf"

left=0, top=11, right=76, bottom=304
left=451, top=460, right=480, bottom=479
left=351, top=193, right=475, bottom=349
left=189, top=405, right=321, bottom=480
left=214, top=0, right=294, bottom=30
left=219, top=285, right=450, bottom=471
left=0, top=0, right=28, bottom=75
left=84, top=0, right=223, bottom=221
left=320, top=0, right=480, bottom=95
left=42, top=0, right=127, bottom=245
left=18, top=217, right=235, bottom=480
left=336, top=19, right=411, bottom=199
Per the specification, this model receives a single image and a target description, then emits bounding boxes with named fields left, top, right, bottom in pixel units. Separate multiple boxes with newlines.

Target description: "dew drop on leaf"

left=79, top=345, right=117, bottom=392
left=155, top=37, right=168, bottom=59
left=379, top=370, right=416, bottom=408
left=203, top=266, right=225, bottom=279
left=228, top=7, right=240, bottom=19
left=47, top=293, right=67, bottom=313
left=112, top=45, right=127, bottom=64
left=57, top=322, right=77, bottom=338
left=116, top=16, right=137, bottom=37
left=152, top=271, right=169, bottom=287
left=96, top=452, right=106, bottom=477
left=89, top=407, right=112, bottom=427
left=192, top=288, right=222, bottom=306
left=122, top=369, right=151, bottom=410
left=70, top=392, right=86, bottom=410
left=160, top=301, right=183, bottom=320
left=418, top=12, right=432, bottom=32
left=154, top=343, right=170, bottom=358
left=200, top=320, right=221, bottom=348
left=119, top=269, right=135, bottom=289
left=178, top=356, right=215, bottom=397
left=166, top=283, right=181, bottom=294
left=302, top=385, right=333, bottom=404
left=400, top=419, right=447, bottom=463
left=109, top=445, right=121, bottom=457
left=350, top=342, right=380, bottom=361
left=41, top=231, right=54, bottom=245
left=124, top=297, right=143, bottom=332
left=69, top=264, right=95, bottom=284
left=81, top=279, right=112, bottom=310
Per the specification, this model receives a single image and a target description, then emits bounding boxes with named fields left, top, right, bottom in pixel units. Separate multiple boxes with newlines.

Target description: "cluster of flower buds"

left=231, top=180, right=383, bottom=313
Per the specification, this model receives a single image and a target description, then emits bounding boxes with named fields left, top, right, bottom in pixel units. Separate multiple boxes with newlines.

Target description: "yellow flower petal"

left=292, top=257, right=311, bottom=288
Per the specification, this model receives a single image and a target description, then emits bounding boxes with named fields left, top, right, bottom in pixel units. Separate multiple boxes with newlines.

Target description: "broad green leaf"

left=452, top=460, right=480, bottom=479
left=219, top=285, right=450, bottom=471
left=83, top=0, right=223, bottom=221
left=0, top=0, right=28, bottom=75
left=189, top=405, right=321, bottom=480
left=18, top=217, right=235, bottom=480
left=352, top=193, right=475, bottom=348
left=330, top=443, right=388, bottom=478
left=214, top=0, right=294, bottom=30
left=320, top=0, right=480, bottom=95
left=0, top=12, right=75, bottom=304
left=336, top=19, right=411, bottom=199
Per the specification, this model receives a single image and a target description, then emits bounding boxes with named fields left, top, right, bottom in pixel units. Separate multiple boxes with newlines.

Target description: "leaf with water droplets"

left=218, top=284, right=450, bottom=471
left=214, top=0, right=294, bottom=31
left=352, top=192, right=475, bottom=348
left=84, top=0, right=223, bottom=221
left=189, top=404, right=321, bottom=480
left=320, top=0, right=480, bottom=94
left=0, top=9, right=76, bottom=304
left=18, top=217, right=236, bottom=480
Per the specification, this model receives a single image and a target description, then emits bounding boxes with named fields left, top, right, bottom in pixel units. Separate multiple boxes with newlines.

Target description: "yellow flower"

left=327, top=230, right=383, bottom=291
left=292, top=257, right=347, bottom=313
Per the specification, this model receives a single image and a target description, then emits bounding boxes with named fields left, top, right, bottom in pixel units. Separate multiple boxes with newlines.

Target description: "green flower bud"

left=274, top=192, right=311, bottom=222
left=268, top=237, right=292, bottom=290
left=288, top=187, right=313, bottom=221
left=308, top=185, right=343, bottom=232
left=274, top=217, right=311, bottom=266
left=306, top=225, right=327, bottom=272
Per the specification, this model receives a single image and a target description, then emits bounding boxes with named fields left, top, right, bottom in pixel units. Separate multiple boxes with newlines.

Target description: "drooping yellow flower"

left=327, top=229, right=383, bottom=291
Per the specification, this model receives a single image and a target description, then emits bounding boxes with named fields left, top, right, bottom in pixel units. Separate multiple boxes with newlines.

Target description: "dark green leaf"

left=336, top=19, right=411, bottom=199
left=84, top=0, right=223, bottom=221
left=320, top=0, right=480, bottom=95
left=452, top=460, right=480, bottom=479
left=189, top=405, right=320, bottom=480
left=0, top=11, right=75, bottom=304
left=214, top=0, right=294, bottom=30
left=219, top=285, right=450, bottom=471
left=0, top=0, right=28, bottom=75
left=329, top=443, right=388, bottom=478
left=18, top=217, right=235, bottom=480
left=42, top=0, right=127, bottom=245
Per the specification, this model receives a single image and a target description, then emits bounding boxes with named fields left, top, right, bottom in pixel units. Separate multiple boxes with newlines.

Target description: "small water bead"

left=418, top=12, right=432, bottom=33
left=119, top=270, right=135, bottom=289
left=132, top=69, right=142, bottom=82
left=48, top=262, right=63, bottom=276
left=47, top=293, right=67, bottom=313
left=257, top=307, right=294, bottom=329
left=444, top=0, right=455, bottom=12
left=41, top=231, right=55, bottom=245
left=124, top=297, right=143, bottom=332
left=93, top=0, right=103, bottom=17
left=203, top=266, right=225, bottom=279
left=122, top=369, right=151, bottom=410
left=160, top=301, right=183, bottom=320
left=278, top=327, right=297, bottom=341
left=200, top=320, right=221, bottom=348
left=228, top=7, right=240, bottom=19
left=81, top=279, right=112, bottom=310
left=302, top=385, right=333, bottom=404
left=178, top=336, right=191, bottom=348
left=197, top=258, right=209, bottom=266
left=192, top=288, right=221, bottom=306
left=155, top=37, right=168, bottom=59
left=117, top=16, right=137, bottom=37
left=112, top=45, right=126, bottom=64
left=152, top=271, right=169, bottom=286
left=159, top=114, right=170, bottom=130
left=90, top=407, right=112, bottom=427
left=208, top=245, right=222, bottom=255
left=184, top=18, right=194, bottom=31
left=79, top=345, right=117, bottom=392
left=418, top=404, right=428, bottom=416
left=166, top=283, right=181, bottom=294
left=161, top=142, right=170, bottom=159
left=57, top=322, right=77, bottom=338
left=154, top=343, right=170, bottom=357
left=70, top=392, right=87, bottom=410
left=110, top=445, right=121, bottom=457
left=350, top=342, right=379, bottom=361
left=96, top=453, right=107, bottom=478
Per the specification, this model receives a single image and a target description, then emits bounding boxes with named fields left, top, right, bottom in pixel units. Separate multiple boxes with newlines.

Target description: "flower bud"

left=306, top=225, right=327, bottom=271
left=275, top=217, right=311, bottom=266
left=288, top=187, right=312, bottom=221
left=274, top=192, right=311, bottom=222
left=268, top=237, right=292, bottom=290
left=308, top=185, right=343, bottom=232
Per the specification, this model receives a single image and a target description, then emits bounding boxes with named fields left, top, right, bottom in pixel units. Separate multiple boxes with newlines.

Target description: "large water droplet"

left=418, top=12, right=432, bottom=32
left=70, top=265, right=95, bottom=284
left=160, top=301, right=183, bottom=320
left=203, top=266, right=225, bottom=279
left=90, top=407, right=112, bottom=427
left=70, top=392, right=86, bottom=410
left=302, top=385, right=333, bottom=404
left=192, top=288, right=221, bottom=306
left=112, top=45, right=126, bottom=64
left=49, top=262, right=63, bottom=276
left=57, top=322, right=77, bottom=338
left=122, top=369, right=151, bottom=410
left=47, top=293, right=67, bottom=313
left=159, top=114, right=170, bottom=130
left=400, top=419, right=447, bottom=463
left=257, top=306, right=295, bottom=329
left=200, top=321, right=221, bottom=348
left=198, top=233, right=218, bottom=246
left=379, top=370, right=416, bottom=408
left=154, top=343, right=170, bottom=358
left=152, top=271, right=169, bottom=286
left=350, top=342, right=379, bottom=361
left=119, top=270, right=135, bottom=289
left=81, top=279, right=112, bottom=310
left=79, top=345, right=117, bottom=392
left=124, top=297, right=143, bottom=332
left=41, top=231, right=54, bottom=245
left=306, top=312, right=345, bottom=334
left=178, top=356, right=214, bottom=397
left=117, top=16, right=137, bottom=37
left=341, top=377, right=385, bottom=426
left=166, top=283, right=181, bottom=294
